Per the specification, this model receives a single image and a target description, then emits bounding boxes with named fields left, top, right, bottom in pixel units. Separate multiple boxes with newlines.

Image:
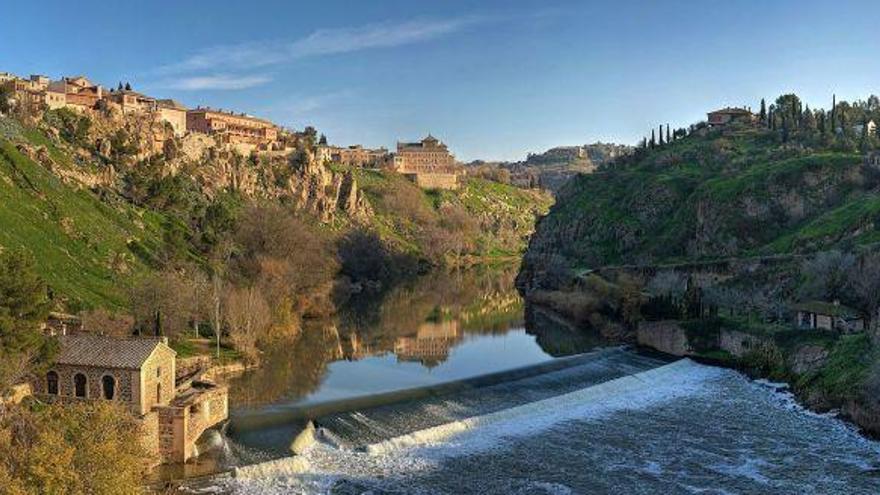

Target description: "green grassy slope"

left=0, top=133, right=166, bottom=309
left=342, top=165, right=553, bottom=260
left=525, top=124, right=876, bottom=273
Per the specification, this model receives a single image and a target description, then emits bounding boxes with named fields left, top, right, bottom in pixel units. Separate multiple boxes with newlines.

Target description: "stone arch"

left=101, top=374, right=117, bottom=400
left=73, top=372, right=88, bottom=398
left=46, top=370, right=59, bottom=395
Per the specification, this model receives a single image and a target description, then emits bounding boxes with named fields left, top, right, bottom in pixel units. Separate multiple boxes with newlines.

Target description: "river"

left=180, top=266, right=880, bottom=494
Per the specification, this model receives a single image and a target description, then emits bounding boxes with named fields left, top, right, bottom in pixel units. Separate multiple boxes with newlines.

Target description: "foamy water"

left=217, top=357, right=880, bottom=494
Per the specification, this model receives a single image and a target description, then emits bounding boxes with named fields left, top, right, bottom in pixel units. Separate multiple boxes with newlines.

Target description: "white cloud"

left=161, top=74, right=272, bottom=90
left=156, top=16, right=483, bottom=76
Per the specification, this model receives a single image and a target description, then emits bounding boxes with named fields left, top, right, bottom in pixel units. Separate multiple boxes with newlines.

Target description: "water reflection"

left=227, top=266, right=599, bottom=410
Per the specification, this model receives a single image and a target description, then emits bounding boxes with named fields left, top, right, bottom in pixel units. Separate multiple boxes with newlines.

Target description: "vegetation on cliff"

left=518, top=93, right=880, bottom=435
left=0, top=105, right=550, bottom=369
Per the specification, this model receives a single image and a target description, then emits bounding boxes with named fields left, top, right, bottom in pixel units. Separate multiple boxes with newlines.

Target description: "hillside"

left=519, top=123, right=878, bottom=290
left=0, top=110, right=551, bottom=314
left=337, top=164, right=553, bottom=263
left=501, top=142, right=631, bottom=192
left=516, top=96, right=880, bottom=436
left=0, top=118, right=167, bottom=309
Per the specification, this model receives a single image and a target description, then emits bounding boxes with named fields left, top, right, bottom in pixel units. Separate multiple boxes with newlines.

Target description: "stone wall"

left=718, top=329, right=771, bottom=358
left=637, top=320, right=691, bottom=356
left=141, top=346, right=176, bottom=414
left=139, top=411, right=161, bottom=468
left=407, top=172, right=459, bottom=190
left=34, top=364, right=135, bottom=406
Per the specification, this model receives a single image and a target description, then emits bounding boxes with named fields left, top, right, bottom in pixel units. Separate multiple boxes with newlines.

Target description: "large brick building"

left=391, top=135, right=461, bottom=189
left=32, top=335, right=228, bottom=466
left=187, top=107, right=278, bottom=150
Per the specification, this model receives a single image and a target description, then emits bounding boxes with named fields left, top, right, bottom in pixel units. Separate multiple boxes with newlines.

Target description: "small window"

left=156, top=383, right=162, bottom=404
left=102, top=375, right=116, bottom=400
left=46, top=371, right=59, bottom=395
left=156, top=367, right=161, bottom=378
left=74, top=373, right=87, bottom=398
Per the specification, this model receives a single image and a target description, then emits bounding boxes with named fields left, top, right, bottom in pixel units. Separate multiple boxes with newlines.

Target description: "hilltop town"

left=0, top=71, right=465, bottom=191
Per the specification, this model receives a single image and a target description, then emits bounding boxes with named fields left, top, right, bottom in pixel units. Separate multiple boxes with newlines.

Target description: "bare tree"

left=223, top=286, right=271, bottom=362
left=799, top=250, right=857, bottom=301
left=79, top=308, right=134, bottom=337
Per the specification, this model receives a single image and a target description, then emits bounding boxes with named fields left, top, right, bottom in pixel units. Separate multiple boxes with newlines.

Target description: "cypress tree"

left=760, top=98, right=767, bottom=123
left=666, top=124, right=671, bottom=143
left=831, top=94, right=837, bottom=132
left=658, top=125, right=664, bottom=145
left=650, top=129, right=656, bottom=148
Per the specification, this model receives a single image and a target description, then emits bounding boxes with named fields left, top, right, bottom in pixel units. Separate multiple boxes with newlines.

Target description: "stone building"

left=793, top=301, right=864, bottom=333
left=391, top=135, right=461, bottom=189
left=47, top=76, right=104, bottom=110
left=107, top=89, right=157, bottom=114
left=187, top=107, right=278, bottom=151
left=32, top=335, right=228, bottom=466
left=156, top=99, right=188, bottom=137
left=318, top=144, right=389, bottom=167
left=707, top=107, right=754, bottom=127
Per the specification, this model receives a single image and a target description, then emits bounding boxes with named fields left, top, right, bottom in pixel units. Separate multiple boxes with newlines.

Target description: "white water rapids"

left=212, top=356, right=880, bottom=494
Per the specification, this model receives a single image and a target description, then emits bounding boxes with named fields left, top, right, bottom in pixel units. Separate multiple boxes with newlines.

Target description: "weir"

left=301, top=347, right=670, bottom=450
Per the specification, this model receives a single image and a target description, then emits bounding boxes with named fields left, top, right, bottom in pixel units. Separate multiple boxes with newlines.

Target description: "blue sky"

left=2, top=0, right=879, bottom=161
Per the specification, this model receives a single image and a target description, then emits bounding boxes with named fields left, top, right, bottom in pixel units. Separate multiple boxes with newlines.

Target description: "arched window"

left=46, top=371, right=59, bottom=395
left=74, top=373, right=87, bottom=398
left=102, top=375, right=116, bottom=400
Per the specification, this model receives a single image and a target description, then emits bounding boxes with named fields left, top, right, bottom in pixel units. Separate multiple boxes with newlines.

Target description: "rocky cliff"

left=518, top=126, right=876, bottom=293
left=502, top=142, right=631, bottom=192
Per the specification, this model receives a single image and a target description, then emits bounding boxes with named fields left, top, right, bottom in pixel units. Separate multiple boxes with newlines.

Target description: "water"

left=226, top=267, right=598, bottom=412
left=180, top=267, right=880, bottom=493
left=227, top=359, right=880, bottom=495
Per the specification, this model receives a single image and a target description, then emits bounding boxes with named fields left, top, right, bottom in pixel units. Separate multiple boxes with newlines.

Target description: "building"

left=156, top=99, right=188, bottom=137
left=793, top=301, right=864, bottom=333
left=32, top=335, right=228, bottom=465
left=318, top=144, right=389, bottom=167
left=41, top=312, right=83, bottom=336
left=854, top=120, right=877, bottom=137
left=707, top=107, right=754, bottom=127
left=187, top=107, right=278, bottom=150
left=107, top=89, right=157, bottom=114
left=391, top=135, right=461, bottom=189
left=48, top=76, right=104, bottom=110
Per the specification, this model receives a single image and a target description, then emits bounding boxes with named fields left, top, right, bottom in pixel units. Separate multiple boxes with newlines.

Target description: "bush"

left=0, top=401, right=149, bottom=495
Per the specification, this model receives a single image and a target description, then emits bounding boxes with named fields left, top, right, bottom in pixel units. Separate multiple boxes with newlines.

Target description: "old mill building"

left=31, top=334, right=228, bottom=466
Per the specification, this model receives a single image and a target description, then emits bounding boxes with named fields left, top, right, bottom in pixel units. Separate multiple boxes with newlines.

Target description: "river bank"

left=526, top=301, right=880, bottom=439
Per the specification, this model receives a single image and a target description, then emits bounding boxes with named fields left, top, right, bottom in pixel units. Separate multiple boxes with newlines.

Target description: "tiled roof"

left=157, top=98, right=187, bottom=110
left=54, top=335, right=173, bottom=370
left=709, top=107, right=752, bottom=115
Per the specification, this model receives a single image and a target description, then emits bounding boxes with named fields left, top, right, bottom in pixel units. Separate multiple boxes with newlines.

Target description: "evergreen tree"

left=759, top=98, right=767, bottom=123
left=318, top=133, right=328, bottom=146
left=0, top=251, right=55, bottom=392
left=658, top=125, right=664, bottom=145
left=803, top=105, right=817, bottom=131
left=124, top=82, right=131, bottom=91
left=666, top=124, right=671, bottom=143
left=650, top=129, right=656, bottom=148
left=831, top=94, right=837, bottom=132
left=117, top=82, right=123, bottom=91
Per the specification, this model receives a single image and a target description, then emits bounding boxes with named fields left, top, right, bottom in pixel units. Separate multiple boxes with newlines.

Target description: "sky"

left=2, top=0, right=879, bottom=161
